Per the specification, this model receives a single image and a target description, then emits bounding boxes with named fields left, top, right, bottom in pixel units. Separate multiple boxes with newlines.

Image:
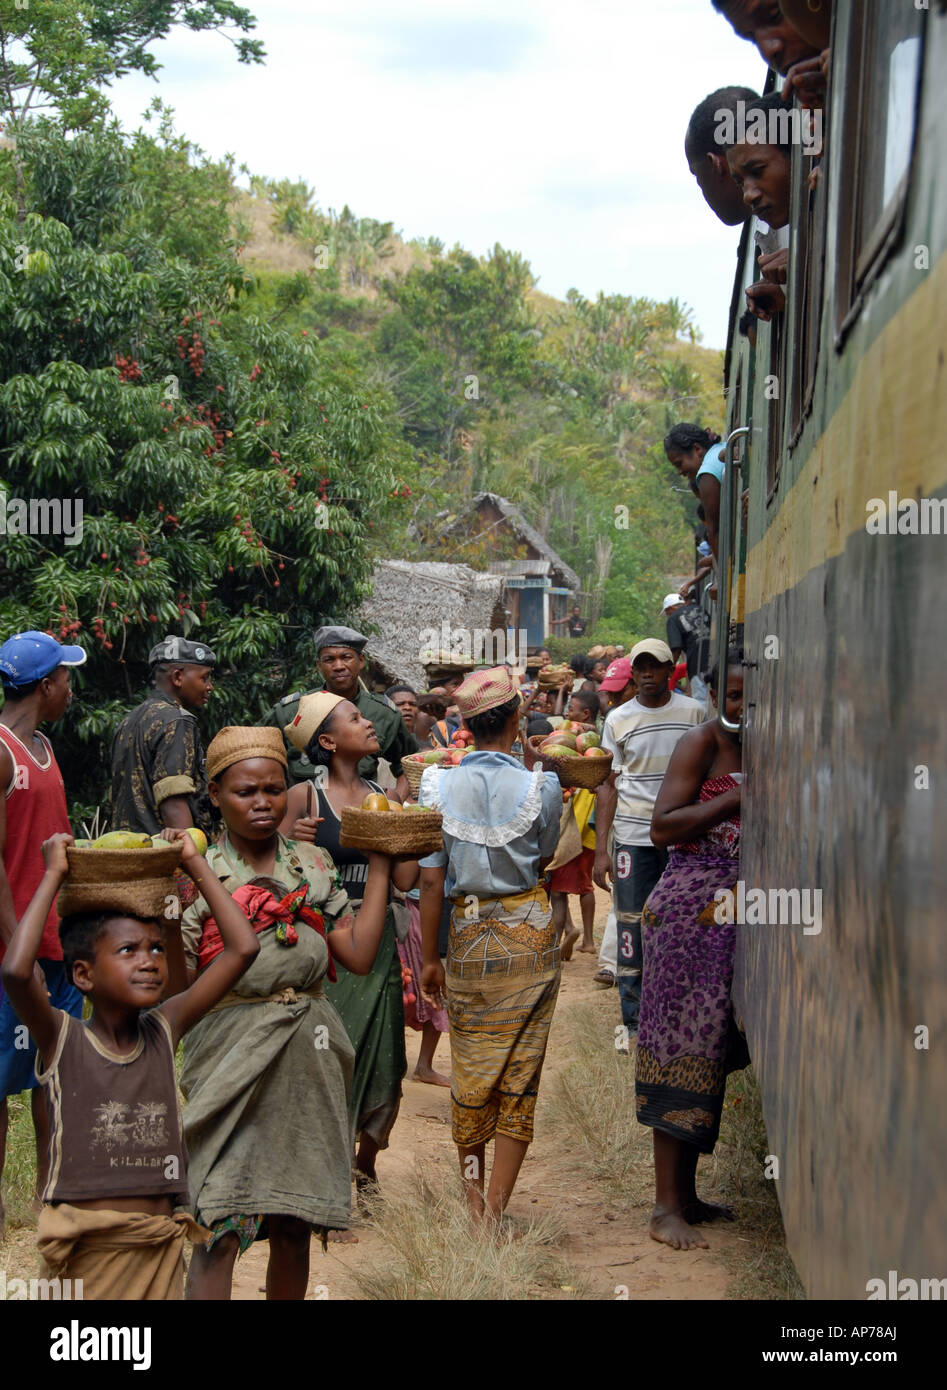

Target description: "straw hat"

left=286, top=692, right=345, bottom=751
left=206, top=726, right=288, bottom=781
left=453, top=666, right=520, bottom=718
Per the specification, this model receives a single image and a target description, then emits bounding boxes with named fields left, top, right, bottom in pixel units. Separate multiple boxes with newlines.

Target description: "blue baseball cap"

left=0, top=631, right=87, bottom=688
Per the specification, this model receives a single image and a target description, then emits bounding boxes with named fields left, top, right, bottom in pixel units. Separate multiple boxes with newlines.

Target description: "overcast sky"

left=107, top=0, right=765, bottom=349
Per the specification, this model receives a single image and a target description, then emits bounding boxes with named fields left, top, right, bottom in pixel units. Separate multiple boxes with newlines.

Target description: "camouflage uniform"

left=110, top=692, right=212, bottom=835
left=266, top=684, right=418, bottom=785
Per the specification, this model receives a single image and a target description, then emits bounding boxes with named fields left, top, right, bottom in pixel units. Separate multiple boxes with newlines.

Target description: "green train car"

left=718, top=3, right=946, bottom=1299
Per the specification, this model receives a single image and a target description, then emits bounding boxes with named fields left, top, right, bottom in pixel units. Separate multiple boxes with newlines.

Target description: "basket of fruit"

left=528, top=729, right=612, bottom=789
left=339, top=794, right=444, bottom=857
left=402, top=739, right=476, bottom=796
left=59, top=830, right=195, bottom=919
left=537, top=662, right=573, bottom=690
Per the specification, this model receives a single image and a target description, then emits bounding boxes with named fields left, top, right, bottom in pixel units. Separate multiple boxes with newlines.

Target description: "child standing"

left=548, top=787, right=598, bottom=961
left=0, top=829, right=260, bottom=1299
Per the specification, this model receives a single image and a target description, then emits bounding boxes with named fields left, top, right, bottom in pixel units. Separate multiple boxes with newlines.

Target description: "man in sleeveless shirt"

left=0, top=631, right=86, bottom=1233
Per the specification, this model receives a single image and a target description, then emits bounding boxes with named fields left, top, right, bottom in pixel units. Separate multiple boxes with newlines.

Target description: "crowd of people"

left=0, top=0, right=841, bottom=1302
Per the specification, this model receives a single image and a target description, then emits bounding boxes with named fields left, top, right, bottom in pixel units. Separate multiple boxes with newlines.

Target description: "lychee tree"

left=0, top=120, right=408, bottom=819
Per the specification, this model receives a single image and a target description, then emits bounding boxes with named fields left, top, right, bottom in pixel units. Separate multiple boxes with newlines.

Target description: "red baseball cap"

left=599, top=657, right=633, bottom=692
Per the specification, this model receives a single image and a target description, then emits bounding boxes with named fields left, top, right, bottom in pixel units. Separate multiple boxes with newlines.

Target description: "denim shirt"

left=418, top=751, right=562, bottom=898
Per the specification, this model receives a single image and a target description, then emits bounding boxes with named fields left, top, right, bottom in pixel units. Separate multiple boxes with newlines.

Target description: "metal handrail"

left=717, top=425, right=749, bottom=735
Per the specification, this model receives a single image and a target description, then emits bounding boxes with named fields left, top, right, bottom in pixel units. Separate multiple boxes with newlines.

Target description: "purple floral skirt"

left=635, top=847, right=749, bottom=1153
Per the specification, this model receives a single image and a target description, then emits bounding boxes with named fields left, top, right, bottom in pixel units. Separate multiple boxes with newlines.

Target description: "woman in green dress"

left=179, top=726, right=394, bottom=1299
left=281, top=693, right=418, bottom=1209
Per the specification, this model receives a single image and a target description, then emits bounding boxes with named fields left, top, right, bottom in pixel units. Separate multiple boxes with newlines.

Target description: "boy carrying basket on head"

left=0, top=829, right=260, bottom=1300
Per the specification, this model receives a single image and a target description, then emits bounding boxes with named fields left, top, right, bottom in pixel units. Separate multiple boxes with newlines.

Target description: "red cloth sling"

left=198, top=881, right=335, bottom=980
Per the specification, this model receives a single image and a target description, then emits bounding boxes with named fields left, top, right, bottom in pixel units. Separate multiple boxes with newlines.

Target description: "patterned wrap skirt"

left=635, top=844, right=749, bottom=1154
left=446, top=886, right=561, bottom=1147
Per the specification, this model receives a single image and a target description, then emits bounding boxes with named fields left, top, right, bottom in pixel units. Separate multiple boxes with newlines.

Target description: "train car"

left=717, top=3, right=946, bottom=1299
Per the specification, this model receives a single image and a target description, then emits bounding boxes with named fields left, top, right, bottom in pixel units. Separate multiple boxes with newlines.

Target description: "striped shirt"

left=600, top=692, right=705, bottom=846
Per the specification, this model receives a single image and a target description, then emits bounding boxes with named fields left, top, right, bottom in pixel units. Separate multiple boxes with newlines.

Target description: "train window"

left=788, top=148, right=827, bottom=441
left=836, top=7, right=924, bottom=333
left=765, top=308, right=785, bottom=497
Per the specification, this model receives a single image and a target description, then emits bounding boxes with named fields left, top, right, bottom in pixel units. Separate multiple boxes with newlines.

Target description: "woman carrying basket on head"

left=178, top=726, right=395, bottom=1299
left=417, top=667, right=563, bottom=1229
left=280, top=693, right=419, bottom=1219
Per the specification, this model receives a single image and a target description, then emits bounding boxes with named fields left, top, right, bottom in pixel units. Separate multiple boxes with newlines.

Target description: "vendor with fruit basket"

left=280, top=691, right=420, bottom=1223
left=417, top=666, right=563, bottom=1229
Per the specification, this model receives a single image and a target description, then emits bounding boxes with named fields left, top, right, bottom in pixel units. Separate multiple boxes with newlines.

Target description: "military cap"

left=148, top=636, right=217, bottom=667
left=313, top=625, right=368, bottom=654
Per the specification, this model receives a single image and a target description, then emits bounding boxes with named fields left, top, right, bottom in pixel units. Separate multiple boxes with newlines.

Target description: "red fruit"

left=148, top=614, right=157, bottom=622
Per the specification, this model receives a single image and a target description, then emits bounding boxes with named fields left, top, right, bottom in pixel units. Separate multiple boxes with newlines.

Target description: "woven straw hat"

left=59, top=843, right=183, bottom=921
left=207, top=726, right=288, bottom=781
left=286, top=692, right=346, bottom=751
left=453, top=666, right=520, bottom=718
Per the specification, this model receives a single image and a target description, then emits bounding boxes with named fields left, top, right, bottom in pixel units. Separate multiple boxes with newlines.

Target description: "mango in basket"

left=361, top=793, right=391, bottom=812
left=150, top=827, right=208, bottom=854
left=90, top=830, right=153, bottom=849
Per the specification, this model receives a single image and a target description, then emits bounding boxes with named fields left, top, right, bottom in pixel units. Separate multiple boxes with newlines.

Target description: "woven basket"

left=402, top=754, right=431, bottom=798
left=527, top=736, right=613, bottom=790
left=59, top=843, right=183, bottom=920
left=537, top=664, right=572, bottom=690
left=339, top=807, right=443, bottom=857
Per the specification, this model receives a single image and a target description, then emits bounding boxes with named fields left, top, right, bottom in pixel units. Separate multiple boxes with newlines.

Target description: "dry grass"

left=349, top=1163, right=591, bottom=1301
left=541, top=998, right=804, bottom=1300
left=1, top=1091, right=38, bottom=1236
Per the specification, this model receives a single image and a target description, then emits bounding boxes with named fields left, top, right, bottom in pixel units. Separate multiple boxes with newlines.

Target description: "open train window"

left=836, top=6, right=924, bottom=337
left=765, top=308, right=785, bottom=497
left=788, top=126, right=828, bottom=442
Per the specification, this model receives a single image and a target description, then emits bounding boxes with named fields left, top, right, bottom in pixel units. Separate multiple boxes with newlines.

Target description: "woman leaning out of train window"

left=664, top=424, right=725, bottom=563
left=726, top=93, right=795, bottom=322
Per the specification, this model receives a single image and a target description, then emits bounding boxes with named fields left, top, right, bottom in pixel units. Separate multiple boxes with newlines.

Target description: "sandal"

left=592, top=967, right=616, bottom=987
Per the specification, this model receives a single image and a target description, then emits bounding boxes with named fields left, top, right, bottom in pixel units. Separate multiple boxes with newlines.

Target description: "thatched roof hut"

left=358, top=560, right=508, bottom=691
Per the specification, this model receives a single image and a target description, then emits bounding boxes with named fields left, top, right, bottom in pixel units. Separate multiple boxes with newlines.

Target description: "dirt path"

left=232, top=887, right=744, bottom=1301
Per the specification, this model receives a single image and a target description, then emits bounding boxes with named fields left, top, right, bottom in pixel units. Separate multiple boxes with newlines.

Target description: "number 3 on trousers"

left=620, top=931, right=634, bottom=958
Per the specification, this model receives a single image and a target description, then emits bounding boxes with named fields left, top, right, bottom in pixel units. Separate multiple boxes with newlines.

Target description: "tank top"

left=39, top=1009, right=189, bottom=1206
left=312, top=779, right=383, bottom=909
left=0, top=725, right=71, bottom=962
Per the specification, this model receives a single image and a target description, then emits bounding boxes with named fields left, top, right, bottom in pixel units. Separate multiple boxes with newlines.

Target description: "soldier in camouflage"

left=109, top=637, right=216, bottom=836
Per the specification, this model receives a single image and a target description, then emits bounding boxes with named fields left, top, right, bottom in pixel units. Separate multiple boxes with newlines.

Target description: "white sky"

left=106, top=0, right=766, bottom=349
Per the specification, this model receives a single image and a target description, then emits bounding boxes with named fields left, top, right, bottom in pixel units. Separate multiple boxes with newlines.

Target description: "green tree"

left=0, top=1, right=264, bottom=131
left=0, top=120, right=403, bottom=818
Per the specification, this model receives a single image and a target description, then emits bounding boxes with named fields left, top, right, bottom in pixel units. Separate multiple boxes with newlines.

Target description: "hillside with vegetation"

left=0, top=3, right=724, bottom=813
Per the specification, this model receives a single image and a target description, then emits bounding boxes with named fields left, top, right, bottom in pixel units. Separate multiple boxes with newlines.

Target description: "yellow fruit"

left=92, top=831, right=152, bottom=849
left=361, top=793, right=391, bottom=812
left=185, top=827, right=208, bottom=854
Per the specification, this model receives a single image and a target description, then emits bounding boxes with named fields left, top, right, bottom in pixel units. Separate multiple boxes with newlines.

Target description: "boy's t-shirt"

left=600, top=692, right=705, bottom=846
left=38, top=1008, right=189, bottom=1205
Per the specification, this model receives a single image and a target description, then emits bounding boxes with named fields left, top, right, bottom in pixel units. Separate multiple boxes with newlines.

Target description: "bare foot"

left=413, top=1065, right=451, bottom=1087
left=649, top=1207, right=710, bottom=1250
left=560, top=928, right=580, bottom=961
left=683, top=1198, right=735, bottom=1225
left=327, top=1228, right=360, bottom=1244
left=577, top=943, right=596, bottom=954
